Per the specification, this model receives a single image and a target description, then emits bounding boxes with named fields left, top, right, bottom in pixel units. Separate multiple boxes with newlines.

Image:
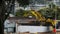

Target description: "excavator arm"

left=30, top=10, right=56, bottom=26
left=30, top=10, right=46, bottom=22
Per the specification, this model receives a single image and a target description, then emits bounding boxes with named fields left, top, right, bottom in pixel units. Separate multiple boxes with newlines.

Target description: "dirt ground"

left=17, top=32, right=56, bottom=34
left=56, top=31, right=60, bottom=34
left=5, top=32, right=60, bottom=34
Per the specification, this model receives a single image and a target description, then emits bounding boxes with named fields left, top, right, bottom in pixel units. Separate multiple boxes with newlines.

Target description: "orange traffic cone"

left=53, top=28, right=56, bottom=32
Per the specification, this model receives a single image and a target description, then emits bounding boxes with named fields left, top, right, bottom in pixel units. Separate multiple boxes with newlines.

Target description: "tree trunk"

left=0, top=0, right=6, bottom=34
left=0, top=0, right=15, bottom=34
left=0, top=20, right=4, bottom=34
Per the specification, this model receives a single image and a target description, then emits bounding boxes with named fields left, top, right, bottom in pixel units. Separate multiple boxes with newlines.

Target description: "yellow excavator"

left=23, top=9, right=56, bottom=32
left=30, top=10, right=56, bottom=32
left=30, top=10, right=56, bottom=25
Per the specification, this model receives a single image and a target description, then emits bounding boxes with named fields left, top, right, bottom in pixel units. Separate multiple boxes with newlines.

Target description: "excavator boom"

left=30, top=10, right=56, bottom=26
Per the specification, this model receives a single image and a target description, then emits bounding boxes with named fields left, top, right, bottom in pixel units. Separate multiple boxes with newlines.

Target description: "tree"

left=16, top=10, right=36, bottom=18
left=0, top=0, right=15, bottom=34
left=38, top=3, right=58, bottom=19
left=56, top=7, right=60, bottom=20
left=16, top=9, right=25, bottom=17
left=17, top=0, right=29, bottom=9
left=16, top=9, right=29, bottom=17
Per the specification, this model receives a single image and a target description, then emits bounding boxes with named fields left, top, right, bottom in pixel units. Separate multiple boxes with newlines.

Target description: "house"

left=5, top=17, right=53, bottom=34
left=4, top=14, right=15, bottom=33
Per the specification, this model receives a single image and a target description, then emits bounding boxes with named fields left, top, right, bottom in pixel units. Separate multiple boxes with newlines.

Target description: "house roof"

left=7, top=17, right=36, bottom=23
